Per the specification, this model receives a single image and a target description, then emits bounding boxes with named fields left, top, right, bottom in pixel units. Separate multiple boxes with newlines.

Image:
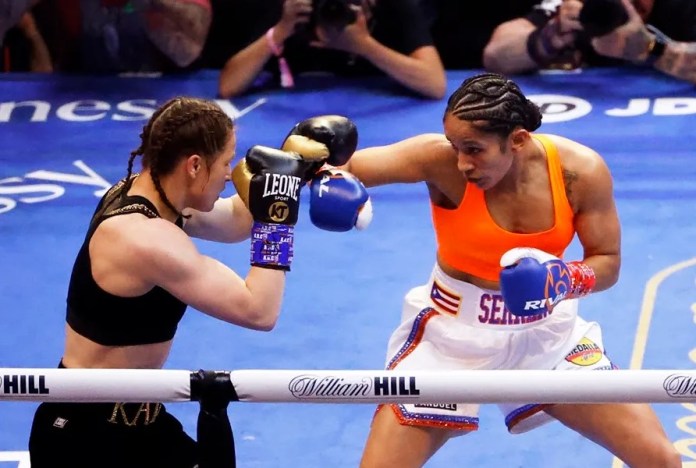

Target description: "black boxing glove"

left=232, top=145, right=311, bottom=270
left=281, top=115, right=358, bottom=172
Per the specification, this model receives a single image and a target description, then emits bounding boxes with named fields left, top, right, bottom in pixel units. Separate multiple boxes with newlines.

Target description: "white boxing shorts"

left=382, top=264, right=616, bottom=434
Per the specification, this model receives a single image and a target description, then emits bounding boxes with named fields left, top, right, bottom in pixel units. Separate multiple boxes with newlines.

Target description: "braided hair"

left=125, top=97, right=234, bottom=218
left=445, top=73, right=542, bottom=139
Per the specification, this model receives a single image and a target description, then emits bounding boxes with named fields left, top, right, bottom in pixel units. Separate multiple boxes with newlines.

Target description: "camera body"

left=578, top=0, right=629, bottom=37
left=311, top=0, right=359, bottom=31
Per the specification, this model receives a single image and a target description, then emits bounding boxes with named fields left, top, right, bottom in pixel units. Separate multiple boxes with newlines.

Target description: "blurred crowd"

left=1, top=0, right=694, bottom=99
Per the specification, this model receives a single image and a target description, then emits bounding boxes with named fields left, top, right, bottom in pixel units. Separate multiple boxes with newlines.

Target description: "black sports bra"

left=66, top=177, right=187, bottom=346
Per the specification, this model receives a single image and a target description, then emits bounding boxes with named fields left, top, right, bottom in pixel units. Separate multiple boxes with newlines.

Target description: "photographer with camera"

left=208, top=0, right=445, bottom=99
left=481, top=0, right=696, bottom=81
left=591, top=0, right=696, bottom=83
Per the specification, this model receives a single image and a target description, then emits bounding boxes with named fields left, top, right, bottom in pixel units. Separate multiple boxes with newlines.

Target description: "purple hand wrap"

left=250, top=222, right=294, bottom=270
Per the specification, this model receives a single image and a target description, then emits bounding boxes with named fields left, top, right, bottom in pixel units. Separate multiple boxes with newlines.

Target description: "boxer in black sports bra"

left=27, top=98, right=361, bottom=468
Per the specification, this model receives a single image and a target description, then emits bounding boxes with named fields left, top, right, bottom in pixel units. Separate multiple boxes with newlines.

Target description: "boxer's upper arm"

left=573, top=154, right=620, bottom=255
left=342, top=134, right=454, bottom=187
left=571, top=151, right=621, bottom=288
left=135, top=220, right=263, bottom=327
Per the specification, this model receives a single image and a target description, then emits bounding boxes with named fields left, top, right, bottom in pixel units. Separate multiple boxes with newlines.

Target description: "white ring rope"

left=0, top=368, right=695, bottom=404
left=0, top=369, right=191, bottom=402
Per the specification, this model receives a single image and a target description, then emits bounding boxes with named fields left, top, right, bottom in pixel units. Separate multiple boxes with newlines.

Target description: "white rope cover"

left=0, top=368, right=191, bottom=402
left=231, top=369, right=696, bottom=404
left=0, top=368, right=695, bottom=404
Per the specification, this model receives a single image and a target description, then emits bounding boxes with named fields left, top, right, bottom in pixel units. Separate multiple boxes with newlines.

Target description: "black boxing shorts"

left=28, top=399, right=198, bottom=468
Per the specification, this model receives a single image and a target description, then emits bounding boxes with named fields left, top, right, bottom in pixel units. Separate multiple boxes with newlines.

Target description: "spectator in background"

left=0, top=0, right=34, bottom=45
left=426, top=0, right=538, bottom=70
left=82, top=0, right=212, bottom=72
left=592, top=0, right=696, bottom=83
left=32, top=0, right=211, bottom=73
left=0, top=0, right=52, bottom=72
left=482, top=0, right=696, bottom=79
left=203, top=0, right=445, bottom=100
left=15, top=9, right=52, bottom=72
left=26, top=0, right=80, bottom=72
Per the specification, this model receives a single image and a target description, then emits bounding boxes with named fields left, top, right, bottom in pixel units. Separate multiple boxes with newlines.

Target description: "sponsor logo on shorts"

left=288, top=375, right=420, bottom=400
left=414, top=403, right=458, bottom=411
left=0, top=374, right=49, bottom=395
left=663, top=374, right=696, bottom=398
left=593, top=365, right=615, bottom=371
left=564, top=338, right=602, bottom=366
left=52, top=417, right=68, bottom=429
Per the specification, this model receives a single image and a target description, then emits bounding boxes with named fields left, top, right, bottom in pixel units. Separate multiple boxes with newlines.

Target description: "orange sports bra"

left=431, top=134, right=575, bottom=282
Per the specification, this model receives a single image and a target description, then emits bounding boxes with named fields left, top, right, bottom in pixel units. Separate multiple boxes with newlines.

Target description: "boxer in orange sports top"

left=339, top=73, right=680, bottom=468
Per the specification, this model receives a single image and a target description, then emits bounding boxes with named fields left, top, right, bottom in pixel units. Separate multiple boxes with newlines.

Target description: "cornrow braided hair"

left=125, top=97, right=234, bottom=219
left=445, top=73, right=542, bottom=138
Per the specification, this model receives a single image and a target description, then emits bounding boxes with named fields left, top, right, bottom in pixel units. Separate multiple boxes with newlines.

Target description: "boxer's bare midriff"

left=62, top=323, right=171, bottom=369
left=437, top=254, right=500, bottom=291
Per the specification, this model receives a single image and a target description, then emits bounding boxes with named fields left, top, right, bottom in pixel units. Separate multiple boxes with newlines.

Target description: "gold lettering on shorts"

left=108, top=403, right=162, bottom=426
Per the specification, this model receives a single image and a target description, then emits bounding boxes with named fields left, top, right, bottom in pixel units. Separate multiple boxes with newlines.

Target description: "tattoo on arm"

left=658, top=41, right=696, bottom=84
left=562, top=168, right=578, bottom=201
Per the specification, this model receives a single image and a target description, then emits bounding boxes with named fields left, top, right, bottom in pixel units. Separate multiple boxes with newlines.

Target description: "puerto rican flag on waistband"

left=429, top=280, right=461, bottom=315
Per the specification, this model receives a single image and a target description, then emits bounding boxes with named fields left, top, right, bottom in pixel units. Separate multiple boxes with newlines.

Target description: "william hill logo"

left=374, top=376, right=420, bottom=396
left=288, top=374, right=420, bottom=399
left=0, top=374, right=50, bottom=395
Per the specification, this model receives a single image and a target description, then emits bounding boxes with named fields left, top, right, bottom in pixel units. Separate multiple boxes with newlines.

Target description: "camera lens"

left=578, top=0, right=629, bottom=37
left=314, top=0, right=358, bottom=30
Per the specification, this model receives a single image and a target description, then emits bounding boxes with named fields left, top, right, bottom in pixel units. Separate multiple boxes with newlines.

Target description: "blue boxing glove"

left=499, top=248, right=596, bottom=316
left=309, top=168, right=373, bottom=232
